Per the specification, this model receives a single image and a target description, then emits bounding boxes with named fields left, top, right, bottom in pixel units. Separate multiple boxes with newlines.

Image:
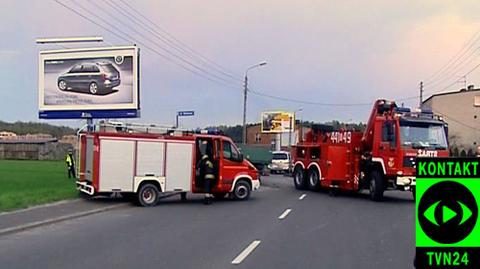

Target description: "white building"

left=422, top=86, right=480, bottom=156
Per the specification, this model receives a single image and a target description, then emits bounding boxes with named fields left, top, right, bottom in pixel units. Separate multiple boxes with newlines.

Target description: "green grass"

left=0, top=160, right=78, bottom=212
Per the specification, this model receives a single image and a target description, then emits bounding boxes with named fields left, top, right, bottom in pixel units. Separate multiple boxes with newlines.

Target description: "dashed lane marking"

left=231, top=240, right=261, bottom=265
left=278, top=209, right=292, bottom=220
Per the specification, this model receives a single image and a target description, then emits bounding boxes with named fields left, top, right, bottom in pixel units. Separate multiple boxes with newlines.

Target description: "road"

left=0, top=175, right=415, bottom=269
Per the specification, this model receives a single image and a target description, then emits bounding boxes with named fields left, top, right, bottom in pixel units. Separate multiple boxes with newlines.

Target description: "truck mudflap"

left=76, top=181, right=94, bottom=195
left=252, top=179, right=261, bottom=191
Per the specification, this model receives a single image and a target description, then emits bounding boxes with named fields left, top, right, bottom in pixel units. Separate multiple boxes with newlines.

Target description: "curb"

left=0, top=199, right=82, bottom=217
left=0, top=203, right=128, bottom=237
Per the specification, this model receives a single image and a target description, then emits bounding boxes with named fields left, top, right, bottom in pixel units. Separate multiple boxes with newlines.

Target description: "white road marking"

left=278, top=208, right=292, bottom=220
left=231, top=240, right=261, bottom=265
left=299, top=194, right=307, bottom=200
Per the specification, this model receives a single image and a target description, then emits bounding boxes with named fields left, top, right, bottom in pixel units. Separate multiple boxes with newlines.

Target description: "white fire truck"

left=76, top=123, right=260, bottom=206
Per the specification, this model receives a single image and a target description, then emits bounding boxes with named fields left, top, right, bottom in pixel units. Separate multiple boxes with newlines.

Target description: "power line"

left=424, top=28, right=480, bottom=84
left=79, top=0, right=241, bottom=87
left=425, top=62, right=480, bottom=95
left=101, top=0, right=242, bottom=84
left=54, top=0, right=241, bottom=89
left=115, top=0, right=242, bottom=82
left=424, top=46, right=480, bottom=89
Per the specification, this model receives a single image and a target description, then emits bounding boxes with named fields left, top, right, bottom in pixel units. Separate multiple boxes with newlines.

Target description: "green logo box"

left=416, top=158, right=480, bottom=268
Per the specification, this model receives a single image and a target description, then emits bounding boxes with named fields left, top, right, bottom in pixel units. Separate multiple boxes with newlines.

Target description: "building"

left=422, top=86, right=480, bottom=156
left=0, top=131, right=17, bottom=139
left=246, top=123, right=310, bottom=148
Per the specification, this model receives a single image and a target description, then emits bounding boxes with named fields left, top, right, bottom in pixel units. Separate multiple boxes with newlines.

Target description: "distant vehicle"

left=268, top=151, right=292, bottom=174
left=57, top=62, right=121, bottom=95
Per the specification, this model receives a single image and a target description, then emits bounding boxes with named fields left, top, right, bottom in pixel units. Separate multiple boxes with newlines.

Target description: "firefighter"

left=65, top=149, right=76, bottom=179
left=198, top=141, right=215, bottom=205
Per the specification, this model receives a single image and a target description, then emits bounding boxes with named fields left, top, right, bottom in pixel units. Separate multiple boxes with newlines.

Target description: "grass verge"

left=0, top=160, right=78, bottom=212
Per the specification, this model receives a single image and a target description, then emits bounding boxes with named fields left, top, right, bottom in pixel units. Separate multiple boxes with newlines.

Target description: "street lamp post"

left=243, top=61, right=267, bottom=145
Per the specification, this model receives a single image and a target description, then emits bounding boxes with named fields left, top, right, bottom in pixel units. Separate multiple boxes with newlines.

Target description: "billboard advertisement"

left=261, top=111, right=295, bottom=133
left=38, top=46, right=139, bottom=118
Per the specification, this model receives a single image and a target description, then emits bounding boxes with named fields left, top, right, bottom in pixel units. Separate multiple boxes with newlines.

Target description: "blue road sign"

left=177, top=111, right=195, bottom=117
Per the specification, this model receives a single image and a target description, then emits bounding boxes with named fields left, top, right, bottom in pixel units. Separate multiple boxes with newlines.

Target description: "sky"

left=1, top=0, right=480, bottom=129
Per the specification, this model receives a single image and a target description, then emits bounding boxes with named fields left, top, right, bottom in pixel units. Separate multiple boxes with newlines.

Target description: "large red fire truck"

left=291, top=99, right=449, bottom=201
left=76, top=123, right=260, bottom=206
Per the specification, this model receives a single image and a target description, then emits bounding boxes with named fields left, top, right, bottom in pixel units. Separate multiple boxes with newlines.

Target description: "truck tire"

left=369, top=170, right=384, bottom=201
left=411, top=186, right=416, bottom=200
left=293, top=166, right=307, bottom=190
left=307, top=168, right=321, bottom=191
left=232, top=180, right=251, bottom=201
left=137, top=183, right=160, bottom=207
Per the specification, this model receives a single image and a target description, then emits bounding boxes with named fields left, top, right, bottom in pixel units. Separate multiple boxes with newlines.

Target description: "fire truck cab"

left=292, top=99, right=449, bottom=201
left=76, top=125, right=260, bottom=206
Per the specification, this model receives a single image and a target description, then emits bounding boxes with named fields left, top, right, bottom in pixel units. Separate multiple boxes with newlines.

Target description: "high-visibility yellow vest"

left=65, top=154, right=74, bottom=167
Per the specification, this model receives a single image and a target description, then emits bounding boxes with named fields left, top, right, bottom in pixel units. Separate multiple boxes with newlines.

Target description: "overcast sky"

left=1, top=0, right=480, bottom=128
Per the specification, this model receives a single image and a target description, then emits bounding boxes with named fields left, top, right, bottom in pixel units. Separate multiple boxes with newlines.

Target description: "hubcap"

left=142, top=188, right=156, bottom=204
left=236, top=185, right=248, bottom=199
left=90, top=83, right=98, bottom=94
left=59, top=81, right=66, bottom=90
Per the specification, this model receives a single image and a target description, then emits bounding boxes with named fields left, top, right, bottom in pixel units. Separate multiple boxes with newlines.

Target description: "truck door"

left=220, top=139, right=244, bottom=189
left=195, top=138, right=218, bottom=190
left=378, top=120, right=398, bottom=173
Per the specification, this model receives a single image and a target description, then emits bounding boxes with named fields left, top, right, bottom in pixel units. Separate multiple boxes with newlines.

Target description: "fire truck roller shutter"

left=293, top=163, right=308, bottom=190
left=164, top=142, right=194, bottom=192
left=136, top=141, right=165, bottom=177
left=98, top=139, right=135, bottom=192
left=84, top=136, right=94, bottom=182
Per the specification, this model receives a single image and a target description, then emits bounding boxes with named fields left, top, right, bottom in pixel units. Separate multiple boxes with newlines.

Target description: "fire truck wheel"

left=307, top=168, right=321, bottom=191
left=293, top=166, right=307, bottom=190
left=137, top=183, right=160, bottom=207
left=369, top=171, right=384, bottom=201
left=411, top=186, right=416, bottom=200
left=233, top=180, right=251, bottom=201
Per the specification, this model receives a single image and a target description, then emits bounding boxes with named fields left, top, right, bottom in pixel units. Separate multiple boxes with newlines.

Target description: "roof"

left=422, top=88, right=480, bottom=104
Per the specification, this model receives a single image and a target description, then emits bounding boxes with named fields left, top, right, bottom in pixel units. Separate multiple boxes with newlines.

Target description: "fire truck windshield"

left=399, top=122, right=447, bottom=149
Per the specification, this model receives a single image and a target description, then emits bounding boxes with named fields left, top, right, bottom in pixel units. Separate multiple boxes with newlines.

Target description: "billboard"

left=261, top=111, right=295, bottom=133
left=38, top=46, right=139, bottom=119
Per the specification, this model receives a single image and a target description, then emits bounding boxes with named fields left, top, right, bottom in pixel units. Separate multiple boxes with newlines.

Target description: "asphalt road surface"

left=0, top=175, right=415, bottom=269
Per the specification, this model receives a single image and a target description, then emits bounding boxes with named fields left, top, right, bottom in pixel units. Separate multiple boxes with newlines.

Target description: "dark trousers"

left=204, top=178, right=211, bottom=194
left=68, top=166, right=76, bottom=178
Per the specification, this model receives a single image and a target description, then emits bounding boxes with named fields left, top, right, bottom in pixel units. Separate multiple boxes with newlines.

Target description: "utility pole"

left=242, top=61, right=267, bottom=145
left=419, top=81, right=424, bottom=108
left=242, top=75, right=248, bottom=144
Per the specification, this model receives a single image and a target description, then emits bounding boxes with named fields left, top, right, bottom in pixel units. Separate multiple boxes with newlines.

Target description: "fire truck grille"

left=403, top=157, right=416, bottom=168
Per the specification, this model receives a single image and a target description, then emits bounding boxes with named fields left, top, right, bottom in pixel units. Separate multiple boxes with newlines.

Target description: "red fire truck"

left=76, top=124, right=260, bottom=206
left=292, top=99, right=449, bottom=201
